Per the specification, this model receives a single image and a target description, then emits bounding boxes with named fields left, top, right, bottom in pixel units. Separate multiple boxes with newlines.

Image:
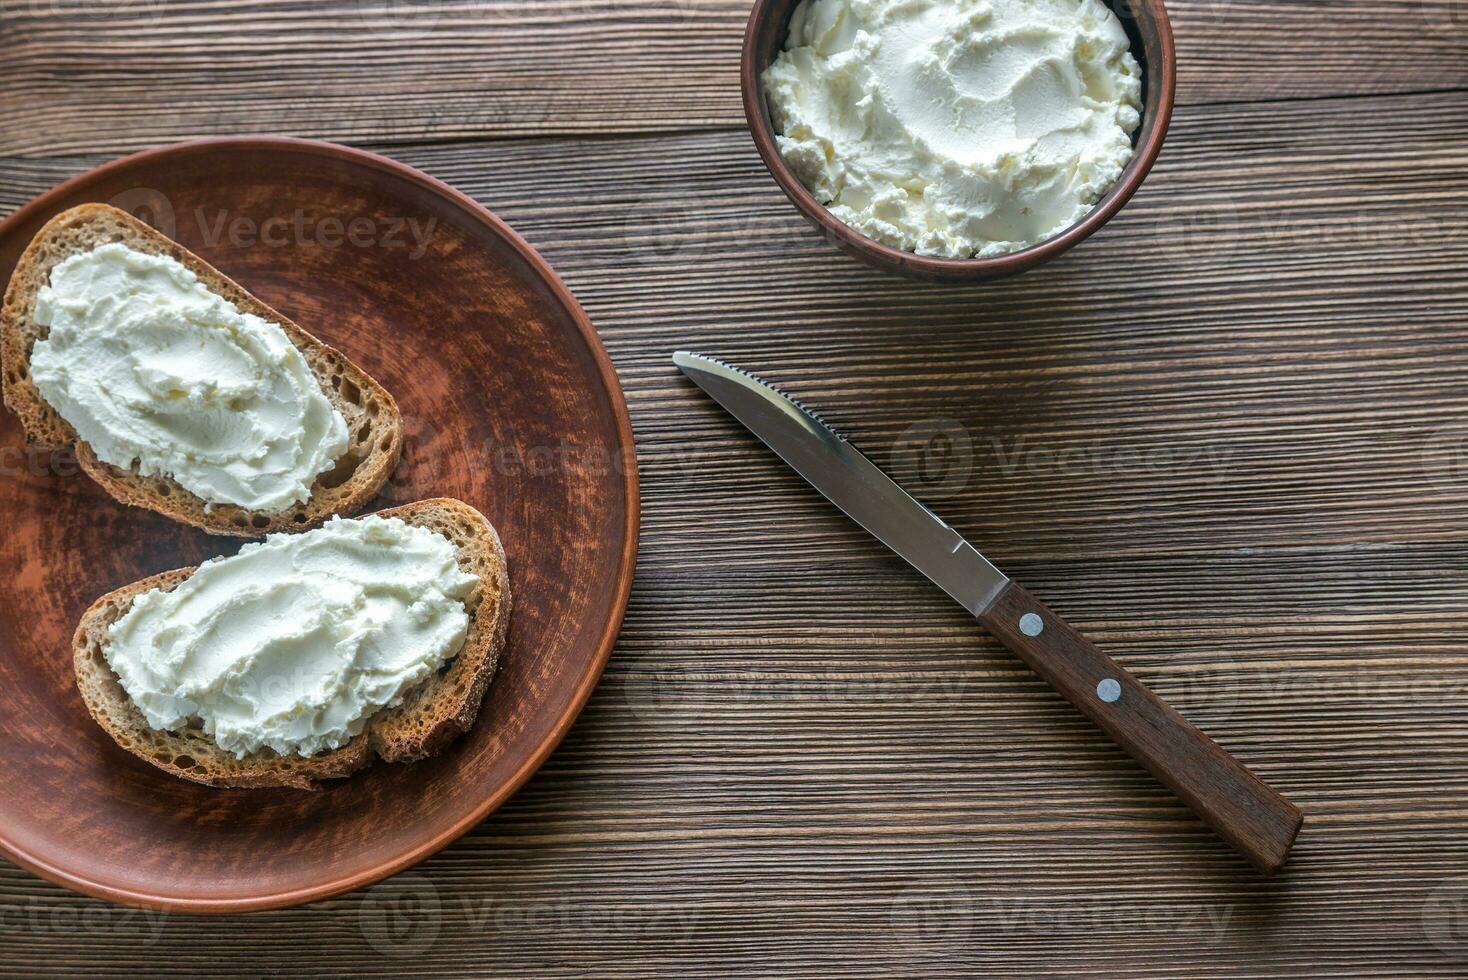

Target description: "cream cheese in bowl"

left=763, top=0, right=1143, bottom=258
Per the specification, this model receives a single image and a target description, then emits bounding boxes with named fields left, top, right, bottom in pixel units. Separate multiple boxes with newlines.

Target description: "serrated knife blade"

left=673, top=351, right=1008, bottom=614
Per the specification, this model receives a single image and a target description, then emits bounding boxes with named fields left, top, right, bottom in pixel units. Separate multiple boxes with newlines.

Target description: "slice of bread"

left=72, top=498, right=511, bottom=790
left=1, top=203, right=403, bottom=536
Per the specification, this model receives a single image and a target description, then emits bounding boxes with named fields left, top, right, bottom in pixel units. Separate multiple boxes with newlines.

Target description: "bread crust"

left=72, top=498, right=511, bottom=790
left=0, top=203, right=403, bottom=536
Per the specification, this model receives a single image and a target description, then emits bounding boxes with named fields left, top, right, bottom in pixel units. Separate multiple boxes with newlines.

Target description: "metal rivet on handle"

left=1019, top=613, right=1043, bottom=637
left=1097, top=678, right=1122, bottom=703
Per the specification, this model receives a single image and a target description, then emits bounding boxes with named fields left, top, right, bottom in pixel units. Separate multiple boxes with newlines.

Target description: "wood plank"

left=408, top=90, right=1468, bottom=562
left=0, top=87, right=1466, bottom=975
left=8, top=91, right=1467, bottom=561
left=1, top=0, right=1467, bottom=156
left=0, top=546, right=1464, bottom=974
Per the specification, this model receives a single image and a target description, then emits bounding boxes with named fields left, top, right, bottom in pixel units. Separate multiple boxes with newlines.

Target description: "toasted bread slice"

left=72, top=498, right=511, bottom=790
left=1, top=203, right=403, bottom=536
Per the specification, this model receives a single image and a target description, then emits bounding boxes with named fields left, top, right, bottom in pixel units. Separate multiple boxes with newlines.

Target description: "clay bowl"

left=741, top=0, right=1177, bottom=283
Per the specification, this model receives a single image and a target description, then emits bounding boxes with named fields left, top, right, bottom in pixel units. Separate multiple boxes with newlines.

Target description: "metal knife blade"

left=673, top=351, right=1009, bottom=616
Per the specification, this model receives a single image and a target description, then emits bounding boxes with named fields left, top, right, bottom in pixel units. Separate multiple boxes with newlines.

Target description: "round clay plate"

left=0, top=138, right=639, bottom=911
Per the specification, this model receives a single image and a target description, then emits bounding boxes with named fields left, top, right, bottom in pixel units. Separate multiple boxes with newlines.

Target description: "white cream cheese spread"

left=30, top=243, right=349, bottom=512
left=105, top=515, right=478, bottom=759
left=763, top=0, right=1143, bottom=257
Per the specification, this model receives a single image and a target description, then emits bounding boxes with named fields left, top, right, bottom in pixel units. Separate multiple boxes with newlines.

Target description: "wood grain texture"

left=0, top=0, right=1466, bottom=155
left=1, top=0, right=1467, bottom=975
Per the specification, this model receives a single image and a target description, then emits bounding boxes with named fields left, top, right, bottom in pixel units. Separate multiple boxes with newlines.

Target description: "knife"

left=673, top=351, right=1302, bottom=873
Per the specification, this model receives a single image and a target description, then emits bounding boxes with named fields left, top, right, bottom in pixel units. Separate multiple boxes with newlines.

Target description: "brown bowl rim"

left=740, top=0, right=1178, bottom=282
left=0, top=136, right=641, bottom=913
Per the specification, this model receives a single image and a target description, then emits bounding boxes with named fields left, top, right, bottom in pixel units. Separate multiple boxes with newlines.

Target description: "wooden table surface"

left=3, top=1, right=1467, bottom=976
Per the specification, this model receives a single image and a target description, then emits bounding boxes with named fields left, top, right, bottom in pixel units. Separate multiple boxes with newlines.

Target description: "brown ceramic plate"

left=0, top=137, right=639, bottom=912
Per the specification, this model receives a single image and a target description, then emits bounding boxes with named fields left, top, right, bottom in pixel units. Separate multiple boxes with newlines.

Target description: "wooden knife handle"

left=977, top=580, right=1302, bottom=873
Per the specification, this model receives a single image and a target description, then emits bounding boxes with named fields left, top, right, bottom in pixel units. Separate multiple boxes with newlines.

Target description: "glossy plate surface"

left=0, top=137, right=639, bottom=912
